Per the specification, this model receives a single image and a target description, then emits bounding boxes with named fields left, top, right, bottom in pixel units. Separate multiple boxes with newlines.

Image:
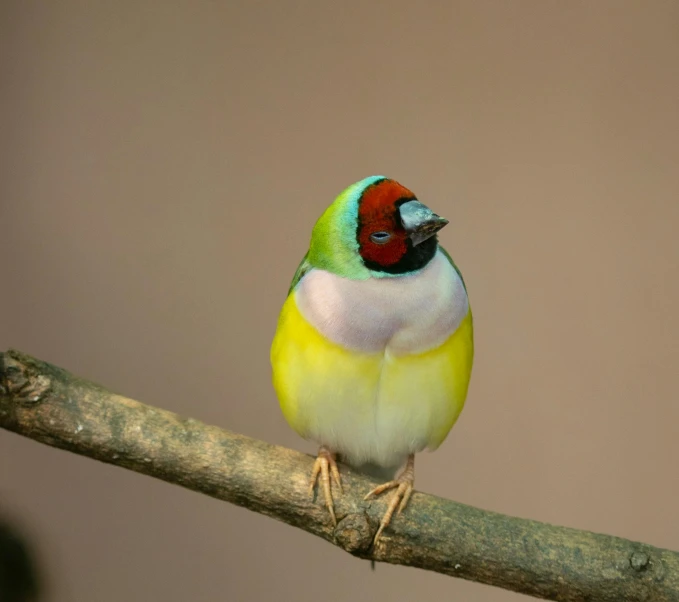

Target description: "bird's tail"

left=350, top=461, right=399, bottom=482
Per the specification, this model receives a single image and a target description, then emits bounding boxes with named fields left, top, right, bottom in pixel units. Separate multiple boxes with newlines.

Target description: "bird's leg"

left=308, top=445, right=343, bottom=525
left=364, top=454, right=415, bottom=544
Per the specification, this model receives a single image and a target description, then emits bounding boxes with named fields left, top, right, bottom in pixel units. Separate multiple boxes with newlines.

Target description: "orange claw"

left=308, top=445, right=342, bottom=525
left=364, top=454, right=415, bottom=544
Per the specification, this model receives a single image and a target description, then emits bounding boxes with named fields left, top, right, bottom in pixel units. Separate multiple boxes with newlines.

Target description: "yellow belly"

left=270, top=294, right=474, bottom=468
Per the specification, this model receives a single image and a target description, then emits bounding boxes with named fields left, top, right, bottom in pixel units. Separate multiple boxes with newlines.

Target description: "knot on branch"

left=0, top=351, right=52, bottom=405
left=334, top=513, right=373, bottom=554
left=630, top=550, right=650, bottom=572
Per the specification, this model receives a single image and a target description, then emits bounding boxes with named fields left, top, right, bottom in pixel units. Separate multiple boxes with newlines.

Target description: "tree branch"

left=0, top=350, right=677, bottom=601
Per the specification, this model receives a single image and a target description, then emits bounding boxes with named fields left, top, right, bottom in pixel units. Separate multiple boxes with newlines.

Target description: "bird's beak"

left=399, top=200, right=449, bottom=246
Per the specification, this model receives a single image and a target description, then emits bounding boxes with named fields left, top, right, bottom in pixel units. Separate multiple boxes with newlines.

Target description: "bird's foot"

left=364, top=454, right=415, bottom=544
left=308, top=445, right=343, bottom=525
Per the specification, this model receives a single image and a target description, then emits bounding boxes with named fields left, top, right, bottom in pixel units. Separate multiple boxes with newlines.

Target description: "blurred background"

left=1, top=1, right=678, bottom=600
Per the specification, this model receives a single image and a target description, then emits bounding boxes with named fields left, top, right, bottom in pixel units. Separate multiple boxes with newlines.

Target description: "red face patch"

left=357, top=179, right=416, bottom=268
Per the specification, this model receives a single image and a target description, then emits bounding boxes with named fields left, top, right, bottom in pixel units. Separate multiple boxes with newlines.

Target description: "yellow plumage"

left=271, top=292, right=473, bottom=467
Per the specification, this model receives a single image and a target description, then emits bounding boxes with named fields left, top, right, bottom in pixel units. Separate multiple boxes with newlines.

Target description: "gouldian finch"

left=271, top=176, right=473, bottom=543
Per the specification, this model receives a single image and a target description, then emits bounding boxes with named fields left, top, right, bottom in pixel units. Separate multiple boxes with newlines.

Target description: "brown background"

left=1, top=1, right=678, bottom=601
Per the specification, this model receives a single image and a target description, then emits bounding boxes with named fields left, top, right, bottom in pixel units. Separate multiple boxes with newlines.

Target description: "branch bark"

left=1, top=349, right=677, bottom=602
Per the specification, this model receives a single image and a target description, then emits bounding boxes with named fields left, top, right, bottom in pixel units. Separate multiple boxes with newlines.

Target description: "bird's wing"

left=287, top=252, right=313, bottom=296
left=439, top=245, right=468, bottom=293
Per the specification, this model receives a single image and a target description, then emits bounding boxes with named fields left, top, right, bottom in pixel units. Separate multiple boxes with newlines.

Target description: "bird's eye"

left=370, top=231, right=392, bottom=244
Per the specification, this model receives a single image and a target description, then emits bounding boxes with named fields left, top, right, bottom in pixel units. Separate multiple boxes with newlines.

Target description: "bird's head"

left=308, top=176, right=448, bottom=279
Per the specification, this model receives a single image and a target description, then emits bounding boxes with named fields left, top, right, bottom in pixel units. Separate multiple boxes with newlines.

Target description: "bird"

left=270, top=175, right=474, bottom=544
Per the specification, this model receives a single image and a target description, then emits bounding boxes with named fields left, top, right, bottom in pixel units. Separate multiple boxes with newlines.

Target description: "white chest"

left=295, top=250, right=469, bottom=355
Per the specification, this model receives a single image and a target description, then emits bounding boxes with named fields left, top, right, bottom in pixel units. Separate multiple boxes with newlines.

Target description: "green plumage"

left=286, top=175, right=468, bottom=295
